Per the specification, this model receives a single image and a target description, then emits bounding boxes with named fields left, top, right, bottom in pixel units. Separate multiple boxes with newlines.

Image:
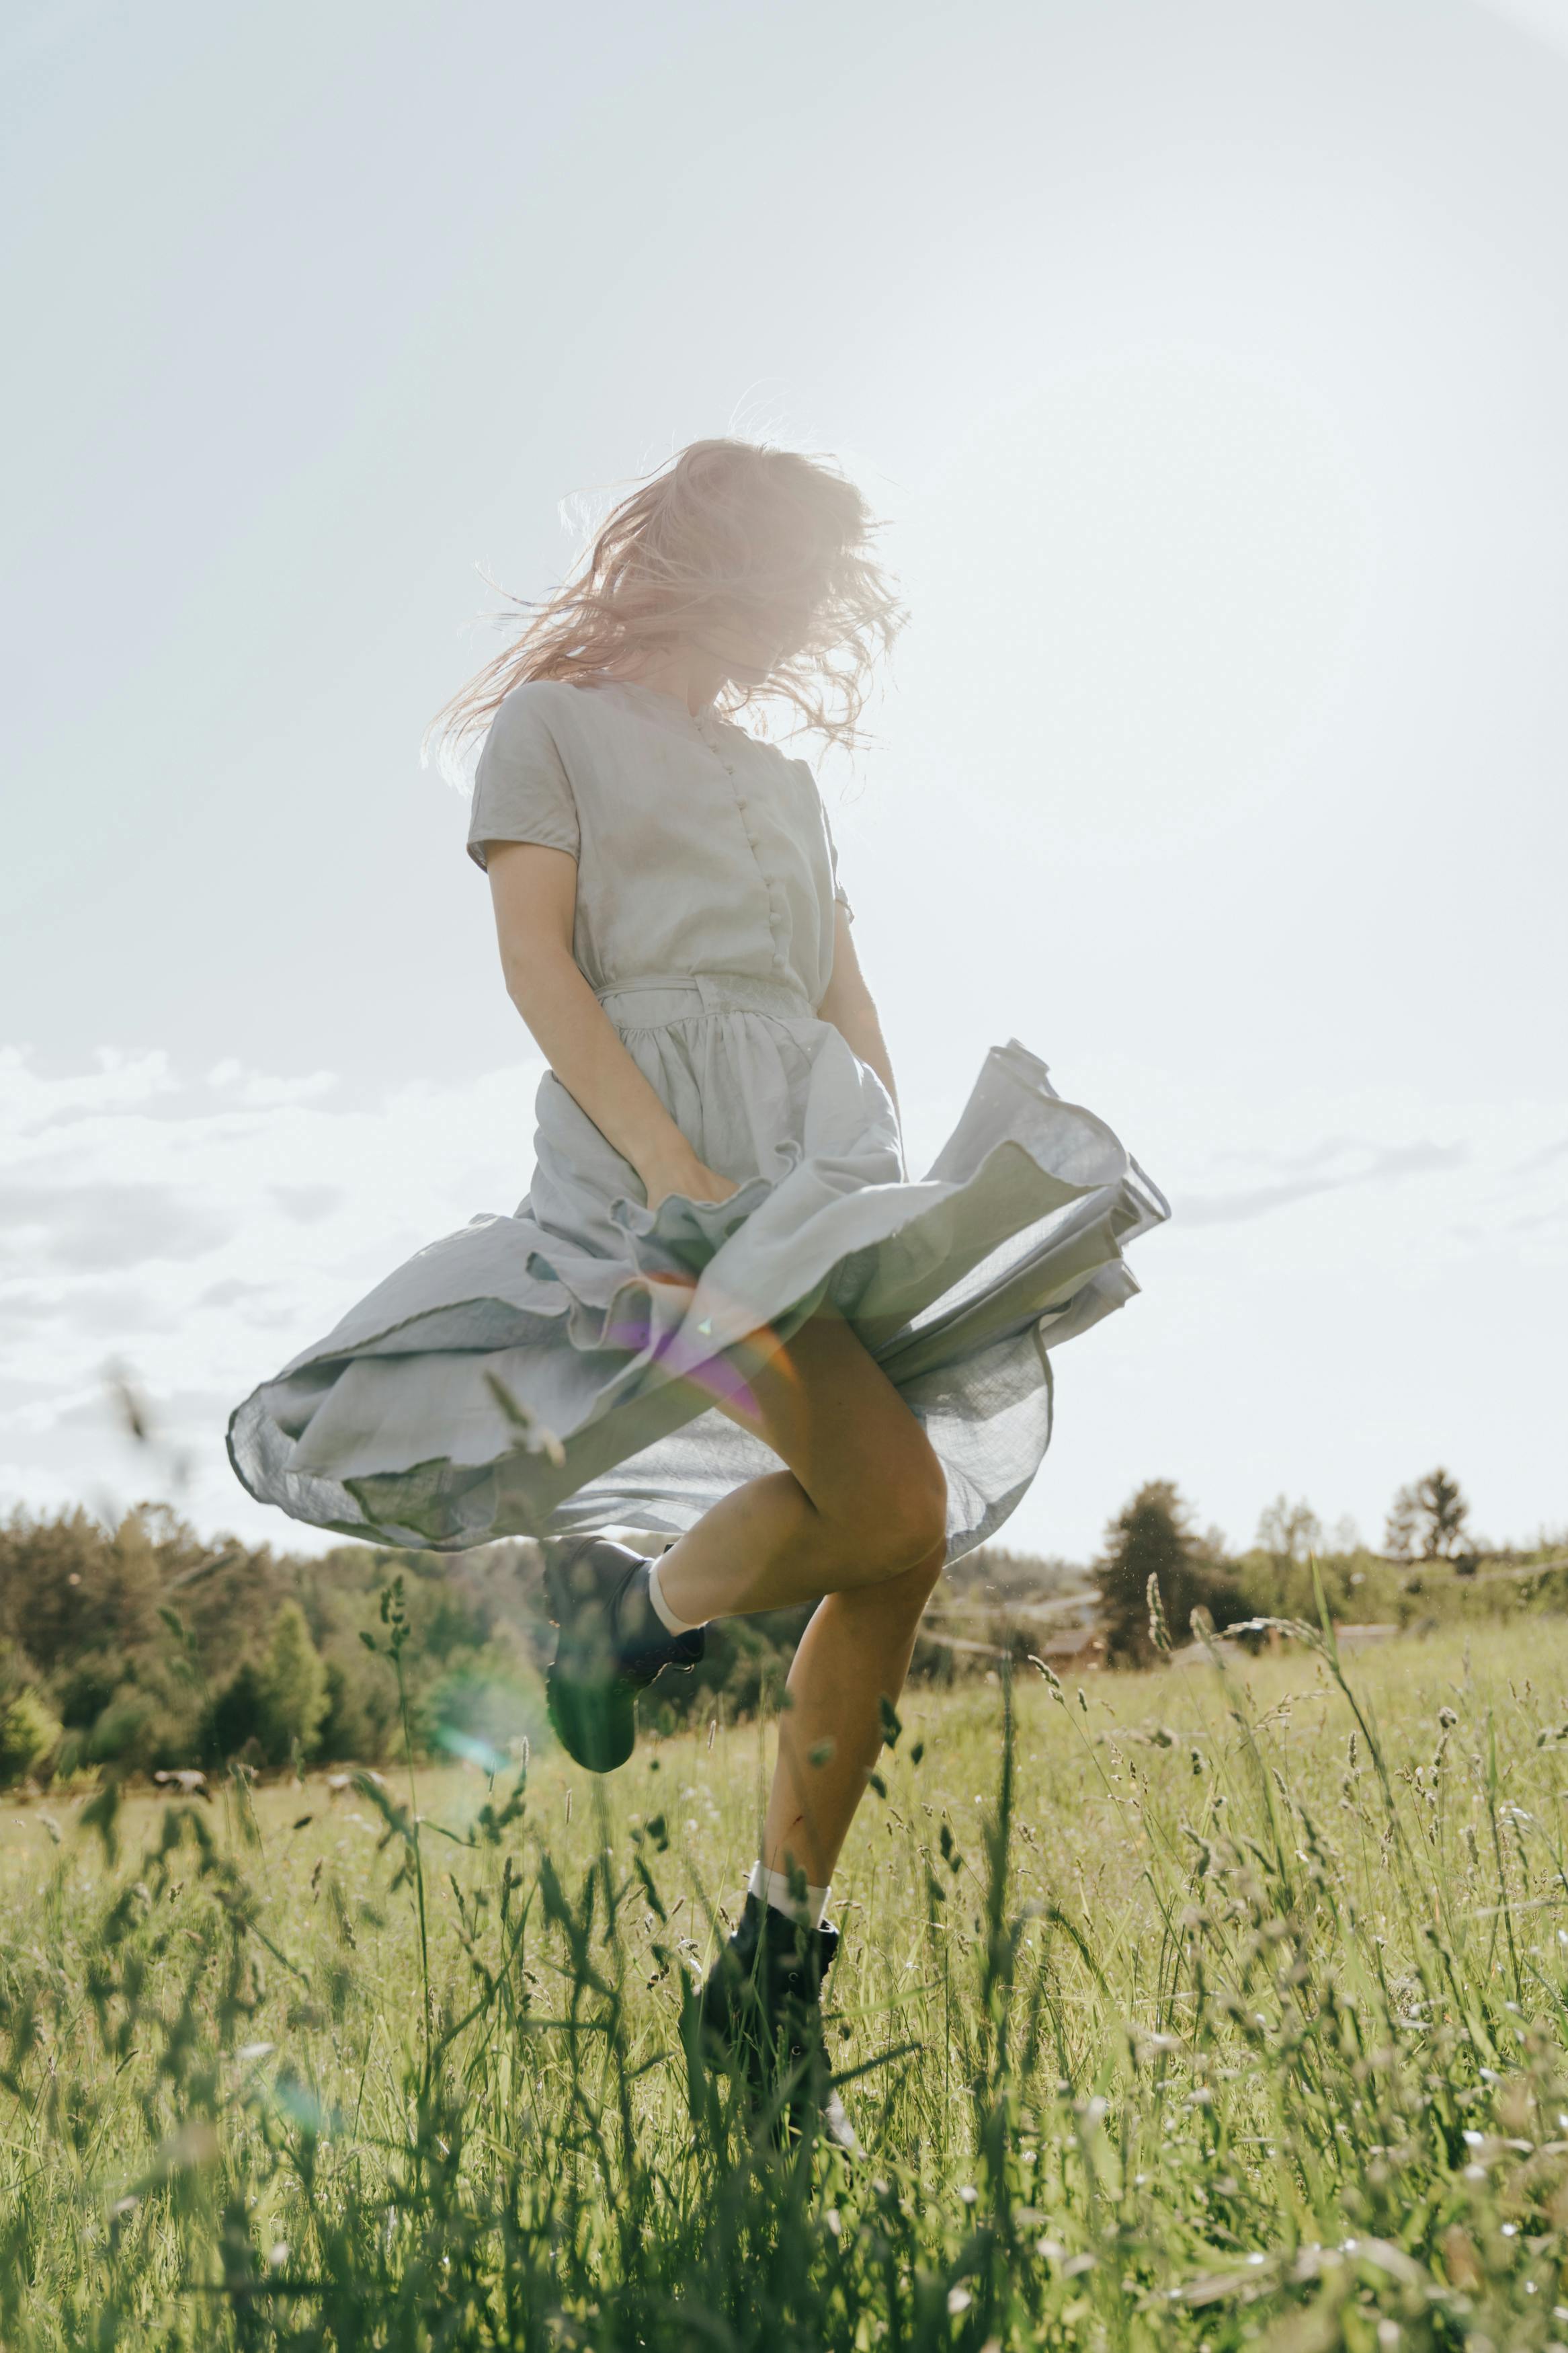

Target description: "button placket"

left=695, top=712, right=788, bottom=978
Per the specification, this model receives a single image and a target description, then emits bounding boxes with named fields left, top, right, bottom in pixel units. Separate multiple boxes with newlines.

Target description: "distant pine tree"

left=1099, top=1482, right=1242, bottom=1667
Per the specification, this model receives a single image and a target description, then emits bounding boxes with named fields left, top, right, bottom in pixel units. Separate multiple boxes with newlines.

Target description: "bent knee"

left=830, top=1453, right=948, bottom=1586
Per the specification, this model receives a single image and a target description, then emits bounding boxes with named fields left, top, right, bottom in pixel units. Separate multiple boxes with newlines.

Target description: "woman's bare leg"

left=761, top=1544, right=945, bottom=1886
left=654, top=1316, right=947, bottom=1622
left=653, top=1313, right=948, bottom=1889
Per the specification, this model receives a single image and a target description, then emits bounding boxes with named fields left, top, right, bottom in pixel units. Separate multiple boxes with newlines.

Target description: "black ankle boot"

left=698, top=1891, right=860, bottom=2157
left=543, top=1538, right=705, bottom=1774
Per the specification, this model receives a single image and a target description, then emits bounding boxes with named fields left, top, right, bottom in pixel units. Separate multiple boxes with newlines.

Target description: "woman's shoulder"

left=481, top=678, right=630, bottom=778
left=731, top=723, right=816, bottom=781
left=780, top=746, right=827, bottom=806
left=468, top=680, right=583, bottom=862
left=485, top=676, right=585, bottom=736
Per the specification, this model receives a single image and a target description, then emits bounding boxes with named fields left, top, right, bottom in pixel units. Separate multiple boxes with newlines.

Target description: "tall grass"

left=3, top=1595, right=1567, bottom=2348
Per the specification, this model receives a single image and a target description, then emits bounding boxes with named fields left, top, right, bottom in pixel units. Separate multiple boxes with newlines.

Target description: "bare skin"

left=655, top=1313, right=947, bottom=1888
left=482, top=620, right=944, bottom=1891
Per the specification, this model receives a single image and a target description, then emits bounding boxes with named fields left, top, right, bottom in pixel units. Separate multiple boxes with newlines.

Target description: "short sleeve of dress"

left=803, top=765, right=854, bottom=923
left=466, top=686, right=580, bottom=871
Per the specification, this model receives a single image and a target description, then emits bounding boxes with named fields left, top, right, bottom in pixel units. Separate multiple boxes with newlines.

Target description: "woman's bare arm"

left=817, top=906, right=904, bottom=1162
left=485, top=841, right=736, bottom=1208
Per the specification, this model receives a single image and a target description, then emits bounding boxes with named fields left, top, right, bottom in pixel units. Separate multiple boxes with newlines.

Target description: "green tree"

left=1099, top=1481, right=1242, bottom=1667
left=0, top=1505, right=161, bottom=1672
left=0, top=1646, right=62, bottom=1784
left=1385, top=1483, right=1421, bottom=1560
left=1386, top=1469, right=1473, bottom=1564
left=207, top=1660, right=266, bottom=1763
left=316, top=1657, right=397, bottom=1765
left=1255, top=1494, right=1325, bottom=1611
left=257, top=1601, right=329, bottom=1765
left=1255, top=1494, right=1324, bottom=1562
left=0, top=1688, right=60, bottom=1784
left=1415, top=1467, right=1471, bottom=1559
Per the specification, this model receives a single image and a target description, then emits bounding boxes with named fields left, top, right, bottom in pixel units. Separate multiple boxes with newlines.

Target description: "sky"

left=3, top=0, right=1565, bottom=1566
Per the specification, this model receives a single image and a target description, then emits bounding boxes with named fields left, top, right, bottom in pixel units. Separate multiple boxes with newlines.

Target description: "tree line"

left=0, top=1463, right=1559, bottom=1784
left=0, top=1505, right=836, bottom=1787
left=1093, top=1465, right=1561, bottom=1668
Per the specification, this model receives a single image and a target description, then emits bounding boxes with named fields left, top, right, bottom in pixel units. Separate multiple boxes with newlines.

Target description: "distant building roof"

left=1038, top=1624, right=1106, bottom=1660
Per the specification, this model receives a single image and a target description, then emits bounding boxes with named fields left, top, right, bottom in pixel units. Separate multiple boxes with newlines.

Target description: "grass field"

left=4, top=1605, right=1568, bottom=2350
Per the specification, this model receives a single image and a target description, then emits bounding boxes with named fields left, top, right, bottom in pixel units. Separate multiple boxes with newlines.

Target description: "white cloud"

left=2, top=1043, right=1563, bottom=1562
left=0, top=1044, right=546, bottom=1549
left=1175, top=1138, right=1471, bottom=1230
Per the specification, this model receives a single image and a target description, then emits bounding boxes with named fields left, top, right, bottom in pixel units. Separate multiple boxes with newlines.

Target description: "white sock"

left=646, top=1552, right=704, bottom=1637
left=749, top=1858, right=831, bottom=1929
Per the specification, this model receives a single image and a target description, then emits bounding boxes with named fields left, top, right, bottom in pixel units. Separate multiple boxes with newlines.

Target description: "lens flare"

left=603, top=1273, right=806, bottom=1429
left=434, top=1724, right=508, bottom=1777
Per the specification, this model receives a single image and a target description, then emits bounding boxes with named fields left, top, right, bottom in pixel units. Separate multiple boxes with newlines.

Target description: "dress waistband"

left=594, top=970, right=814, bottom=1023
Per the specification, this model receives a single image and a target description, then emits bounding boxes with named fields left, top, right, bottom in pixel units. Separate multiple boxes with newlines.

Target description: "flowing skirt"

left=227, top=975, right=1168, bottom=1558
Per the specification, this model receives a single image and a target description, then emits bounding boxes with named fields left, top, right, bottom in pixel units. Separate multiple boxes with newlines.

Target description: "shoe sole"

left=542, top=1539, right=641, bottom=1775
left=545, top=1665, right=635, bottom=1774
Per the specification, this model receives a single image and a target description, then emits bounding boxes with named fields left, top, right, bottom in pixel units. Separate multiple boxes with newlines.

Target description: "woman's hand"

left=487, top=844, right=740, bottom=1200
left=638, top=1145, right=739, bottom=1213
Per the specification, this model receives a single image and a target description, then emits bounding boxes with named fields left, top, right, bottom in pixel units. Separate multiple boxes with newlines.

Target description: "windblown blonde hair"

left=427, top=439, right=903, bottom=776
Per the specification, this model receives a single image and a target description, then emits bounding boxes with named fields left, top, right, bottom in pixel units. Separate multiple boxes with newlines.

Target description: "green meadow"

left=4, top=1608, right=1568, bottom=2350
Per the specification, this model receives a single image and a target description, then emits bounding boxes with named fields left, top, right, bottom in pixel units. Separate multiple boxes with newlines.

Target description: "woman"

left=229, top=438, right=1167, bottom=2151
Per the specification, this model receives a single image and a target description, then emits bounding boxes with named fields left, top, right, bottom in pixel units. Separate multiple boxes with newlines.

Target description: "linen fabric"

left=227, top=678, right=1169, bottom=1557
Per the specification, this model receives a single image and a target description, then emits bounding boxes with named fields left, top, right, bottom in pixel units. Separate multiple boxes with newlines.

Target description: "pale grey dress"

left=228, top=678, right=1168, bottom=1555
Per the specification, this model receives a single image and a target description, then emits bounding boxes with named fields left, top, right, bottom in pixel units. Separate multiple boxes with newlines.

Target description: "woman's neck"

left=620, top=645, right=725, bottom=717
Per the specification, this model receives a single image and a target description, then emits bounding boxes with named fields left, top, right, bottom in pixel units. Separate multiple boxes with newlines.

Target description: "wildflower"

left=1147, top=1574, right=1171, bottom=1657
